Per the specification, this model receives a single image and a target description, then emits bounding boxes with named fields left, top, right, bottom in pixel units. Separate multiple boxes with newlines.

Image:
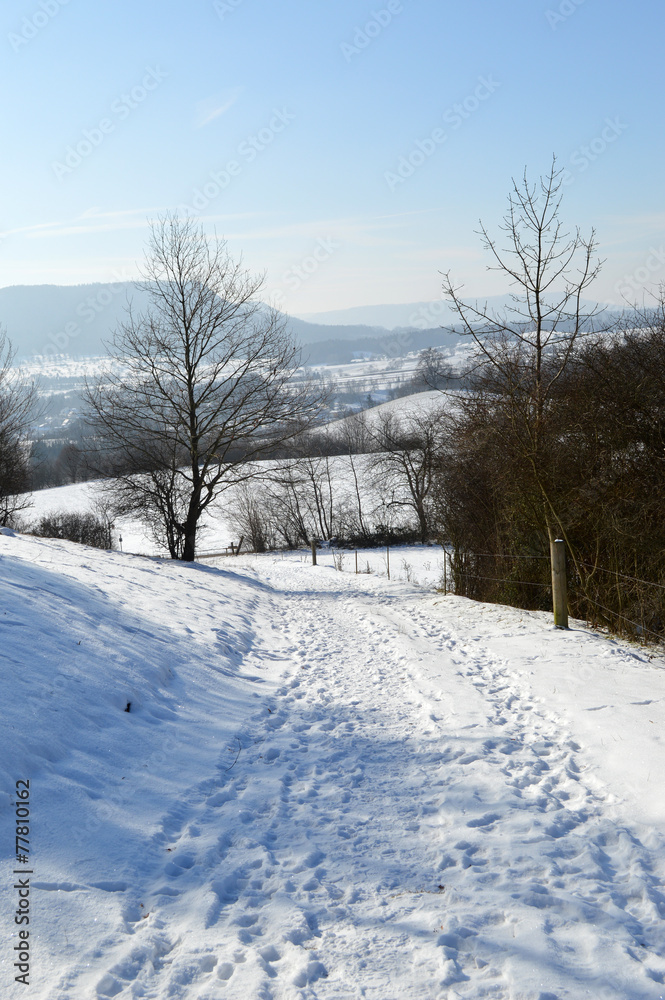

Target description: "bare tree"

left=440, top=158, right=606, bottom=546
left=226, top=481, right=277, bottom=553
left=331, top=409, right=371, bottom=454
left=0, top=332, right=36, bottom=525
left=414, top=347, right=453, bottom=391
left=265, top=456, right=338, bottom=545
left=53, top=442, right=83, bottom=484
left=371, top=409, right=446, bottom=544
left=86, top=214, right=322, bottom=560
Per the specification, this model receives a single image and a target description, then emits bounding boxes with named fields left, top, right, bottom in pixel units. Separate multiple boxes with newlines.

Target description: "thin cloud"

left=1, top=208, right=264, bottom=242
left=216, top=211, right=445, bottom=252
left=194, top=87, right=244, bottom=128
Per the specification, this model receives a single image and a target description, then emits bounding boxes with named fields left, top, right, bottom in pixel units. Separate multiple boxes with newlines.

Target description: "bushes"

left=433, top=318, right=665, bottom=641
left=225, top=450, right=432, bottom=554
left=226, top=482, right=278, bottom=553
left=29, top=511, right=114, bottom=549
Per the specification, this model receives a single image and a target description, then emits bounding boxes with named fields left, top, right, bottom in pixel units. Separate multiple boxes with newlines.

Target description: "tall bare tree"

left=86, top=214, right=322, bottom=560
left=440, top=158, right=607, bottom=546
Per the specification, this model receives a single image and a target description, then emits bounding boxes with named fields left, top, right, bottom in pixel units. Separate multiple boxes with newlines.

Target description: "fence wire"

left=446, top=548, right=664, bottom=646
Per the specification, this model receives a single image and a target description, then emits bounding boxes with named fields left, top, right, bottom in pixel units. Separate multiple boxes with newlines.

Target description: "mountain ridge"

left=296, top=294, right=613, bottom=330
left=0, top=283, right=615, bottom=364
left=0, top=283, right=402, bottom=359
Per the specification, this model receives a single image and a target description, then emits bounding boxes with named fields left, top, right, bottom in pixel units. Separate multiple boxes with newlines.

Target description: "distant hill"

left=297, top=295, right=613, bottom=331
left=300, top=327, right=463, bottom=365
left=0, top=284, right=149, bottom=358
left=297, top=301, right=457, bottom=330
left=0, top=283, right=614, bottom=364
left=0, top=283, right=425, bottom=359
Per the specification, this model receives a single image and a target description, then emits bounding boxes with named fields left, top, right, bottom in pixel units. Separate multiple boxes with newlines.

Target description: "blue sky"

left=0, top=0, right=663, bottom=314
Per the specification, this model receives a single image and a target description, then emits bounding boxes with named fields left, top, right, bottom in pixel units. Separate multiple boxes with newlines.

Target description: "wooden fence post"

left=550, top=538, right=568, bottom=629
left=355, top=550, right=358, bottom=575
left=386, top=543, right=390, bottom=580
left=311, top=539, right=317, bottom=566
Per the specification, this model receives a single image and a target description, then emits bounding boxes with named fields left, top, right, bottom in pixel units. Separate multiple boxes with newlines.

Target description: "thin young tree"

left=440, top=157, right=606, bottom=547
left=86, top=214, right=322, bottom=561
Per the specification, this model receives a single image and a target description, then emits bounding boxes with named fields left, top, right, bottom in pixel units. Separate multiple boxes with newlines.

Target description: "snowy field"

left=18, top=348, right=472, bottom=394
left=2, top=530, right=665, bottom=999
left=323, top=389, right=451, bottom=437
left=21, top=445, right=440, bottom=563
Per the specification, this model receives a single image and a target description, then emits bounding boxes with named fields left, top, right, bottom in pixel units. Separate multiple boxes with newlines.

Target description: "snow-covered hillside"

left=2, top=532, right=665, bottom=998
left=323, top=389, right=451, bottom=438
left=22, top=446, right=427, bottom=559
left=20, top=346, right=472, bottom=435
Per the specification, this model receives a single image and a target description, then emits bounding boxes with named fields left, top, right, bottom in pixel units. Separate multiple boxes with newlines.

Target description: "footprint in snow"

left=466, top=809, right=502, bottom=829
left=165, top=853, right=195, bottom=877
left=293, top=960, right=328, bottom=988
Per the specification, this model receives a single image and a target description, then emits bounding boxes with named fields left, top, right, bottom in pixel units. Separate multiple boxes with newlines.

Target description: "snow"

left=22, top=453, right=430, bottom=558
left=18, top=356, right=115, bottom=381
left=2, top=534, right=665, bottom=999
left=324, top=389, right=450, bottom=435
left=24, top=480, right=183, bottom=556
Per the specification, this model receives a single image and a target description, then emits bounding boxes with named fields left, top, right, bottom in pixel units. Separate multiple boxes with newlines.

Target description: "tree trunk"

left=416, top=501, right=428, bottom=544
left=182, top=524, right=197, bottom=562
left=181, top=490, right=201, bottom=562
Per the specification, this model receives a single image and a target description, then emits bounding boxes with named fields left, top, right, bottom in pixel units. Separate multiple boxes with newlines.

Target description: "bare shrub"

left=332, top=550, right=345, bottom=572
left=226, top=482, right=276, bottom=553
left=30, top=511, right=114, bottom=549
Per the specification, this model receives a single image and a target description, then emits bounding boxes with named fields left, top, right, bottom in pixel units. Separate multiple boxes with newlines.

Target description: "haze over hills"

left=0, top=284, right=616, bottom=367
left=297, top=295, right=613, bottom=331
left=0, top=284, right=462, bottom=363
left=297, top=301, right=458, bottom=329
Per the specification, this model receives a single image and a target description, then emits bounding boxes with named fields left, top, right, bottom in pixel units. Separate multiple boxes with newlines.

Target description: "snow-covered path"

left=90, top=559, right=665, bottom=1000
left=3, top=538, right=665, bottom=999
